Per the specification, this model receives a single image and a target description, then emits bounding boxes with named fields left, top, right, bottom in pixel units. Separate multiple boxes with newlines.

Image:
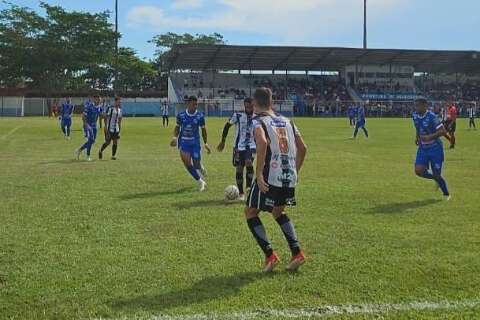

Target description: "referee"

left=99, top=96, right=123, bottom=160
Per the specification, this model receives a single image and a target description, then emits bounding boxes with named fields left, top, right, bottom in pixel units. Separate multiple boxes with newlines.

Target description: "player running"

left=170, top=96, right=211, bottom=191
left=444, top=103, right=457, bottom=149
left=217, top=98, right=256, bottom=201
left=59, top=98, right=74, bottom=139
left=413, top=98, right=450, bottom=200
left=75, top=96, right=102, bottom=161
left=99, top=97, right=122, bottom=160
left=245, top=88, right=307, bottom=273
left=351, top=104, right=369, bottom=139
left=468, top=104, right=476, bottom=130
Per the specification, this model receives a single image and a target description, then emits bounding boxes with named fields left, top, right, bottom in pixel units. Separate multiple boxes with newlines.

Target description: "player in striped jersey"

left=161, top=101, right=169, bottom=127
left=245, top=88, right=307, bottom=273
left=468, top=104, right=476, bottom=130
left=217, top=98, right=256, bottom=201
left=99, top=97, right=123, bottom=160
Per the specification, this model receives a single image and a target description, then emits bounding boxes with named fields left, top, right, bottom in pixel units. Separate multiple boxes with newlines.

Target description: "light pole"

left=363, top=0, right=367, bottom=49
left=114, top=0, right=119, bottom=94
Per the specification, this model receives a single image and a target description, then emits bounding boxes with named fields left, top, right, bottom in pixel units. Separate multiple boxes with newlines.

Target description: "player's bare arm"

left=420, top=125, right=447, bottom=142
left=170, top=125, right=180, bottom=147
left=217, top=122, right=232, bottom=151
left=295, top=134, right=307, bottom=173
left=201, top=127, right=211, bottom=154
left=254, top=126, right=269, bottom=193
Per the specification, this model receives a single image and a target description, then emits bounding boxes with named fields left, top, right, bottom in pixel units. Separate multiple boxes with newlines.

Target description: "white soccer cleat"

left=444, top=195, right=451, bottom=201
left=198, top=179, right=207, bottom=192
left=74, top=149, right=81, bottom=160
left=238, top=194, right=245, bottom=201
left=87, top=156, right=92, bottom=162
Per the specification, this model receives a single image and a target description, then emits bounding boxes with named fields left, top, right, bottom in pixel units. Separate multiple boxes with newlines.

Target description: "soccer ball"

left=224, top=185, right=240, bottom=201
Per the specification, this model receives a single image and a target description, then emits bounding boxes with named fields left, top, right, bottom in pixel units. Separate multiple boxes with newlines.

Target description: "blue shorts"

left=85, top=126, right=97, bottom=142
left=179, top=143, right=201, bottom=161
left=415, top=144, right=444, bottom=173
left=356, top=119, right=366, bottom=128
left=61, top=118, right=72, bottom=127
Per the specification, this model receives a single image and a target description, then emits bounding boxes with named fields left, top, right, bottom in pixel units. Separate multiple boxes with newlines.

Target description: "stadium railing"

left=0, top=97, right=477, bottom=118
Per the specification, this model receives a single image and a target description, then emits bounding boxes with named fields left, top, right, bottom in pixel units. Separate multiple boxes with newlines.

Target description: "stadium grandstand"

left=1, top=45, right=479, bottom=118
left=167, top=44, right=480, bottom=118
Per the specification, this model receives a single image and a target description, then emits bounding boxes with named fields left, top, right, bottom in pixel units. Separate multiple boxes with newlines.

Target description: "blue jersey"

left=413, top=111, right=444, bottom=148
left=176, top=110, right=205, bottom=146
left=347, top=106, right=356, bottom=117
left=83, top=101, right=101, bottom=127
left=357, top=106, right=366, bottom=121
left=60, top=103, right=74, bottom=119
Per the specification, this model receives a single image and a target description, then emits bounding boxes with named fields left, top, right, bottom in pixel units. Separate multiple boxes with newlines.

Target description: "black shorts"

left=106, top=131, right=120, bottom=140
left=444, top=121, right=456, bottom=133
left=246, top=181, right=296, bottom=213
left=232, top=148, right=256, bottom=167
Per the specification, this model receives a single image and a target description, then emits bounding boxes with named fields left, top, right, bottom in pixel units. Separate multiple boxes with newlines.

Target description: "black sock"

left=247, top=217, right=273, bottom=257
left=236, top=171, right=244, bottom=194
left=112, top=144, right=117, bottom=156
left=276, top=214, right=301, bottom=256
left=100, top=142, right=108, bottom=153
left=246, top=166, right=254, bottom=190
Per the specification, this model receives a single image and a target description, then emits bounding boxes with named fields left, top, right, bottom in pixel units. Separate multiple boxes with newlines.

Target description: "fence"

left=0, top=97, right=477, bottom=118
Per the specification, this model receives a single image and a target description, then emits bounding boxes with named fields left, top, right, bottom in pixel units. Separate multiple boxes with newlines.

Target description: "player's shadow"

left=120, top=187, right=191, bottom=200
left=367, top=199, right=441, bottom=214
left=111, top=272, right=264, bottom=312
left=172, top=199, right=239, bottom=210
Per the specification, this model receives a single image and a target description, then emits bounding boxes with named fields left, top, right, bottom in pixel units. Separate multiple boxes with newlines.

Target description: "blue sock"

left=67, top=126, right=71, bottom=137
left=80, top=142, right=88, bottom=151
left=186, top=165, right=200, bottom=181
left=86, top=140, right=94, bottom=156
left=436, top=177, right=450, bottom=196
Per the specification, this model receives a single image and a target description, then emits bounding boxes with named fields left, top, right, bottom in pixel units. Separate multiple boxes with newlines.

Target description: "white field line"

left=92, top=299, right=480, bottom=320
left=0, top=126, right=23, bottom=140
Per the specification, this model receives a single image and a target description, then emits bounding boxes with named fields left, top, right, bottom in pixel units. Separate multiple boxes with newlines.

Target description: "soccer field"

left=1, top=117, right=479, bottom=320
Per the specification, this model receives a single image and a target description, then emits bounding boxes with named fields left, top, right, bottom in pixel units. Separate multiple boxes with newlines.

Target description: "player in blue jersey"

left=351, top=104, right=369, bottom=139
left=217, top=98, right=256, bottom=201
left=59, top=98, right=74, bottom=139
left=347, top=105, right=356, bottom=126
left=75, top=96, right=102, bottom=161
left=170, top=96, right=211, bottom=191
left=413, top=98, right=450, bottom=200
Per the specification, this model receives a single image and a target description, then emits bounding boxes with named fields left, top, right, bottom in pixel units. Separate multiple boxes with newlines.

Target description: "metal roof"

left=168, top=44, right=480, bottom=74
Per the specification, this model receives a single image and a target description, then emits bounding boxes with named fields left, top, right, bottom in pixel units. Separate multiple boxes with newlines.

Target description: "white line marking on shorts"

left=90, top=299, right=480, bottom=320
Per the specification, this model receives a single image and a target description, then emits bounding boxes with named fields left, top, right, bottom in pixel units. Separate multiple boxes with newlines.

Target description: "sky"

left=3, top=0, right=480, bottom=60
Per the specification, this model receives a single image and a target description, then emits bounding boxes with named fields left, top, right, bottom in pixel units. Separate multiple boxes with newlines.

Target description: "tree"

left=150, top=32, right=226, bottom=90
left=0, top=2, right=117, bottom=91
left=115, top=47, right=156, bottom=92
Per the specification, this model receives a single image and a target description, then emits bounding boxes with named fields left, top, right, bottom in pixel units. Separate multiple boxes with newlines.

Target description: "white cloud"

left=171, top=0, right=204, bottom=9
left=127, top=0, right=407, bottom=43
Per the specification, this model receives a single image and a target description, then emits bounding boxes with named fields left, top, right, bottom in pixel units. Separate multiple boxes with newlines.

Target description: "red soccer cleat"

left=263, top=252, right=280, bottom=273
left=286, top=251, right=306, bottom=271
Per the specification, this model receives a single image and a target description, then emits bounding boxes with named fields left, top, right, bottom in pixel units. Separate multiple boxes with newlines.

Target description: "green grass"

left=0, top=116, right=479, bottom=320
